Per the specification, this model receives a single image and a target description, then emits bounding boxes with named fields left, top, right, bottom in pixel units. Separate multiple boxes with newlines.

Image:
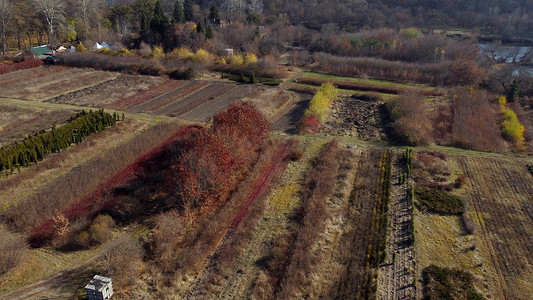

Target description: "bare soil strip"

left=151, top=82, right=231, bottom=116
left=456, top=156, right=533, bottom=299
left=126, top=81, right=208, bottom=114
left=168, top=84, right=236, bottom=117
left=377, top=154, right=416, bottom=300
left=45, top=75, right=166, bottom=108
left=0, top=68, right=118, bottom=101
left=180, top=85, right=254, bottom=122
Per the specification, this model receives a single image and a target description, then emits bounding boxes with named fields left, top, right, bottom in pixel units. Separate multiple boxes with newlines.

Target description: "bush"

left=0, top=59, right=43, bottom=75
left=168, top=67, right=195, bottom=80
left=194, top=49, right=211, bottom=63
left=0, top=227, right=28, bottom=275
left=423, top=265, right=483, bottom=300
left=304, top=82, right=338, bottom=121
left=231, top=54, right=244, bottom=66
left=75, top=44, right=86, bottom=52
left=88, top=215, right=115, bottom=245
left=414, top=186, right=464, bottom=215
left=297, top=115, right=321, bottom=133
left=389, top=92, right=433, bottom=146
left=116, top=48, right=133, bottom=56
left=244, top=53, right=258, bottom=64
left=100, top=234, right=145, bottom=288
left=451, top=87, right=504, bottom=152
left=501, top=107, right=525, bottom=148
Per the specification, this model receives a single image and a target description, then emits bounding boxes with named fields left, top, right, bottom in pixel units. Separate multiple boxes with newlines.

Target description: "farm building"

left=85, top=275, right=114, bottom=300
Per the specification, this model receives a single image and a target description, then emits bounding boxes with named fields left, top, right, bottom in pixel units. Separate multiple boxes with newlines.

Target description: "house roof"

left=32, top=46, right=51, bottom=56
left=85, top=275, right=112, bottom=292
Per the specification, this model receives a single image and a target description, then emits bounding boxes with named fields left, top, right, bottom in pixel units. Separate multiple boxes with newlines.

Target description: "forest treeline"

left=1, top=0, right=531, bottom=55
left=0, top=109, right=119, bottom=176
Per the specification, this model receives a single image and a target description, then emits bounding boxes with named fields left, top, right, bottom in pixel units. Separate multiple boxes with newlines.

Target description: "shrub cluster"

left=423, top=265, right=483, bottom=300
left=58, top=52, right=166, bottom=76
left=0, top=227, right=28, bottom=275
left=0, top=110, right=118, bottom=176
left=414, top=186, right=464, bottom=215
left=388, top=92, right=433, bottom=146
left=499, top=96, right=526, bottom=148
left=0, top=59, right=43, bottom=75
left=170, top=102, right=269, bottom=208
left=451, top=87, right=504, bottom=152
left=297, top=83, right=337, bottom=133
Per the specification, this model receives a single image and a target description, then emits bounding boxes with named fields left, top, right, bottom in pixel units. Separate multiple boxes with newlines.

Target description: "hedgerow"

left=414, top=186, right=464, bottom=215
left=0, top=110, right=118, bottom=176
left=0, top=59, right=43, bottom=75
left=297, top=83, right=337, bottom=133
left=423, top=265, right=483, bottom=300
left=499, top=96, right=525, bottom=148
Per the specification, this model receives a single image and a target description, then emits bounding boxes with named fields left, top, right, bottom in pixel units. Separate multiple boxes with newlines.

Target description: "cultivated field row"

left=457, top=156, right=533, bottom=299
left=377, top=152, right=416, bottom=300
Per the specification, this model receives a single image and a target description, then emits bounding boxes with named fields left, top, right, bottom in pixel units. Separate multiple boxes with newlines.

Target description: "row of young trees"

left=0, top=109, right=119, bottom=176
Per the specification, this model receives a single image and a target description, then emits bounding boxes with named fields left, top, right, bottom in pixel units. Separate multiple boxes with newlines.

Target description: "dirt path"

left=377, top=153, right=416, bottom=300
left=183, top=142, right=290, bottom=299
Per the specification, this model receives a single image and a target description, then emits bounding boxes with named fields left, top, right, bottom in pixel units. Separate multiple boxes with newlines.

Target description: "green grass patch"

left=423, top=265, right=483, bottom=300
left=301, top=71, right=435, bottom=90
left=415, top=186, right=464, bottom=215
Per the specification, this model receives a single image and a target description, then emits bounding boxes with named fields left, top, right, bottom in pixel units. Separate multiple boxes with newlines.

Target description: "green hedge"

left=414, top=186, right=464, bottom=215
left=0, top=110, right=118, bottom=176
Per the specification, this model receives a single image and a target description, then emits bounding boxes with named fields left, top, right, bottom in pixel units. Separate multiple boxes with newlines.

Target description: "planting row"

left=0, top=110, right=119, bottom=177
left=297, top=77, right=442, bottom=96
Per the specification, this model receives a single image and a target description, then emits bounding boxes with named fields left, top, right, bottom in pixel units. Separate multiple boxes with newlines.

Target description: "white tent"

left=92, top=43, right=104, bottom=50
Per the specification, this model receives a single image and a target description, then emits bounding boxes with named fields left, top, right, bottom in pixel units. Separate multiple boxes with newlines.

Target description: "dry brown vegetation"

left=0, top=226, right=28, bottom=275
left=148, top=139, right=287, bottom=297
left=456, top=156, right=533, bottom=299
left=4, top=121, right=183, bottom=233
left=0, top=119, right=146, bottom=207
left=46, top=75, right=166, bottom=108
left=0, top=102, right=75, bottom=146
left=450, top=88, right=505, bottom=152
left=389, top=92, right=433, bottom=146
left=0, top=67, right=118, bottom=101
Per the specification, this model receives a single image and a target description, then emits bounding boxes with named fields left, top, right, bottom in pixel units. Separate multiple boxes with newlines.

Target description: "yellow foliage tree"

left=194, top=49, right=211, bottom=63
left=304, top=83, right=338, bottom=121
left=499, top=96, right=525, bottom=148
left=231, top=54, right=244, bottom=66
left=174, top=47, right=194, bottom=61
left=244, top=53, right=258, bottom=64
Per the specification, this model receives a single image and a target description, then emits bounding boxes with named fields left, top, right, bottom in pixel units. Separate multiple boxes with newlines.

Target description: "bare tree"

left=34, top=0, right=65, bottom=44
left=77, top=0, right=100, bottom=41
left=0, top=0, right=12, bottom=54
left=248, top=0, right=263, bottom=14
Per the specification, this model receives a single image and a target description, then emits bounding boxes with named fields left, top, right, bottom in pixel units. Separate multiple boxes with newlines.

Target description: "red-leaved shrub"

left=0, top=60, right=43, bottom=75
